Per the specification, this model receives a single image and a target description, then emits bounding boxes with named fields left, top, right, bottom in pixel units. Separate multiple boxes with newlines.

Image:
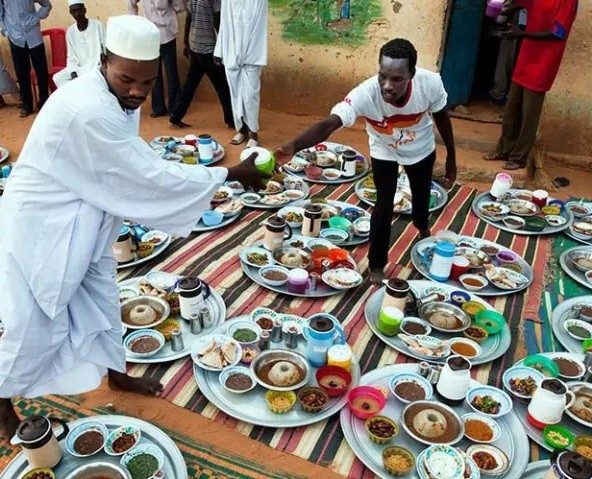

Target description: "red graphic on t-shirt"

left=365, top=111, right=426, bottom=135
left=389, top=131, right=416, bottom=149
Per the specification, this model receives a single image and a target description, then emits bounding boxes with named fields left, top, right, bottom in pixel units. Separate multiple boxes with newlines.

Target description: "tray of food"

left=412, top=235, right=533, bottom=296
left=193, top=315, right=361, bottom=428
left=471, top=189, right=574, bottom=236
left=193, top=186, right=244, bottom=233
left=340, top=363, right=529, bottom=479
left=277, top=199, right=371, bottom=247
left=565, top=201, right=592, bottom=245
left=355, top=172, right=448, bottom=215
left=238, top=174, right=310, bottom=210
left=560, top=246, right=592, bottom=291
left=364, top=280, right=511, bottom=365
left=116, top=223, right=172, bottom=270
left=0, top=415, right=187, bottom=479
left=551, top=295, right=592, bottom=353
left=118, top=274, right=226, bottom=363
left=282, top=141, right=369, bottom=184
left=239, top=240, right=362, bottom=297
left=149, top=135, right=225, bottom=165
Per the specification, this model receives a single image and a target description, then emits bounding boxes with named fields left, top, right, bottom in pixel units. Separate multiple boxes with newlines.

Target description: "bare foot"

left=169, top=120, right=191, bottom=129
left=369, top=268, right=386, bottom=286
left=108, top=370, right=163, bottom=397
left=0, top=399, right=20, bottom=439
left=483, top=152, right=507, bottom=162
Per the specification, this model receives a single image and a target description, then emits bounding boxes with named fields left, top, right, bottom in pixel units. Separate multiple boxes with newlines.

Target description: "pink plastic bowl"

left=347, top=386, right=387, bottom=419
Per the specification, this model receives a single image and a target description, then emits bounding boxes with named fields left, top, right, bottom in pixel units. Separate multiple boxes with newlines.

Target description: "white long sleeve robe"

left=0, top=69, right=227, bottom=398
left=53, top=19, right=105, bottom=88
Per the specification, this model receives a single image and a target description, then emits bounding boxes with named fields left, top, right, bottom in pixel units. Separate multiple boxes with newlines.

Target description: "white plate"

left=485, top=267, right=529, bottom=290
left=321, top=268, right=363, bottom=290
left=239, top=246, right=274, bottom=268
left=277, top=206, right=305, bottom=228
left=214, top=199, right=243, bottom=217
left=212, top=186, right=234, bottom=203
left=191, top=333, right=241, bottom=372
left=259, top=194, right=290, bottom=206
left=140, top=230, right=169, bottom=247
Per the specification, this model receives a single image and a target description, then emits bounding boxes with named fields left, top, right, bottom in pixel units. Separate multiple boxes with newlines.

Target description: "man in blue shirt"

left=0, top=0, right=52, bottom=118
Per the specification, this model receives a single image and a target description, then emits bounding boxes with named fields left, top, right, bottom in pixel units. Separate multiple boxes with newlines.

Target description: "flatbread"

left=221, top=341, right=237, bottom=364
left=197, top=338, right=216, bottom=356
left=200, top=349, right=224, bottom=369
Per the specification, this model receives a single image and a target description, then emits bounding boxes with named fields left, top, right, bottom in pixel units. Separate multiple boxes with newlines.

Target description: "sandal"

left=483, top=153, right=507, bottom=162
left=230, top=132, right=246, bottom=145
left=245, top=138, right=259, bottom=149
left=503, top=161, right=526, bottom=171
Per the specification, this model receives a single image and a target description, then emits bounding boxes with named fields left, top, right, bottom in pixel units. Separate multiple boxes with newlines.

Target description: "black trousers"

left=152, top=39, right=180, bottom=115
left=9, top=40, right=49, bottom=112
left=368, top=151, right=436, bottom=269
left=170, top=51, right=233, bottom=126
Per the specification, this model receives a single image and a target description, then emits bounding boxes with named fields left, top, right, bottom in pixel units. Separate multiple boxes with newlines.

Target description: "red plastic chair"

left=31, top=28, right=67, bottom=105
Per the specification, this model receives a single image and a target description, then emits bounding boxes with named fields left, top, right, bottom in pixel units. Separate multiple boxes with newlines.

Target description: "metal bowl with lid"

left=64, top=461, right=131, bottom=479
left=272, top=247, right=312, bottom=269
left=419, top=301, right=471, bottom=333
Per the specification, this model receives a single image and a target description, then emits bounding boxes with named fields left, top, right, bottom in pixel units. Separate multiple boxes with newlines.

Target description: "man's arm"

left=275, top=115, right=343, bottom=164
left=432, top=108, right=457, bottom=187
left=35, top=0, right=52, bottom=20
left=503, top=24, right=560, bottom=41
left=127, top=0, right=140, bottom=15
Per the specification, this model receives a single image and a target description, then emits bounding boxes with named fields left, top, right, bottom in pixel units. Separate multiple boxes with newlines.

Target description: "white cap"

left=105, top=15, right=160, bottom=61
left=68, top=0, right=84, bottom=6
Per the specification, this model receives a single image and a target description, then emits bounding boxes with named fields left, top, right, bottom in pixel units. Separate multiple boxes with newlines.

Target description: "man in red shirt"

left=485, top=0, right=578, bottom=170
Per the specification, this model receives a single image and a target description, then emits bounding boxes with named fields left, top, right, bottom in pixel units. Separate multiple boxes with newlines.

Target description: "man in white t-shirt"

left=53, top=1, right=105, bottom=88
left=275, top=39, right=457, bottom=284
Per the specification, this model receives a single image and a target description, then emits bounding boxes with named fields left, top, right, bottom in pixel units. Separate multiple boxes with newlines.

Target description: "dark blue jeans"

left=152, top=39, right=180, bottom=116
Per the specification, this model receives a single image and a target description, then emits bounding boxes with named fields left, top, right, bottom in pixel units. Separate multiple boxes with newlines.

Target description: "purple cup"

left=496, top=250, right=518, bottom=265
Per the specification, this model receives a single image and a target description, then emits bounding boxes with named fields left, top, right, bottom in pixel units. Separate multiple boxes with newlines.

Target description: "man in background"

left=485, top=0, right=578, bottom=170
left=127, top=0, right=184, bottom=118
left=169, top=0, right=234, bottom=129
left=214, top=0, right=267, bottom=148
left=0, top=0, right=52, bottom=118
left=53, top=0, right=104, bottom=88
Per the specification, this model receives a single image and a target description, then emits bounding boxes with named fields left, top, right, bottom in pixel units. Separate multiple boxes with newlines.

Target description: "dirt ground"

left=0, top=95, right=590, bottom=477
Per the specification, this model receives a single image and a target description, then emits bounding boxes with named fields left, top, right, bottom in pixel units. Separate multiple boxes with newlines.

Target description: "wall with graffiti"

left=269, top=0, right=382, bottom=45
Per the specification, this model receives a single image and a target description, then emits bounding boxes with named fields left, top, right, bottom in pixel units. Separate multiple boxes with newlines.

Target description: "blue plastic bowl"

left=202, top=210, right=224, bottom=226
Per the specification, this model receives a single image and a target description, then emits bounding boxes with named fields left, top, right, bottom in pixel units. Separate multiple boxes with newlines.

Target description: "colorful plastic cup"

left=377, top=307, right=404, bottom=337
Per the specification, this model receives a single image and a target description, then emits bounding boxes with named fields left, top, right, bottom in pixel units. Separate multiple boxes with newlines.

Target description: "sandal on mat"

left=230, top=132, right=246, bottom=145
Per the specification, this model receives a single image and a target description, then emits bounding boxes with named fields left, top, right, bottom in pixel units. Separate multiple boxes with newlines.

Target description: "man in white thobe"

left=214, top=0, right=267, bottom=148
left=53, top=0, right=105, bottom=88
left=0, top=14, right=266, bottom=437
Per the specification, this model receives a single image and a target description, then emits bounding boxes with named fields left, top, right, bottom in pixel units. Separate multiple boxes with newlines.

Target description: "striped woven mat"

left=0, top=395, right=304, bottom=479
left=112, top=183, right=552, bottom=478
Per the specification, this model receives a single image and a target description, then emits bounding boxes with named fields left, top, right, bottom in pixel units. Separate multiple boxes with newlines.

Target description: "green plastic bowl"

left=544, top=425, right=575, bottom=450
left=474, top=310, right=506, bottom=334
left=524, top=216, right=547, bottom=232
left=582, top=338, right=592, bottom=353
left=523, top=354, right=559, bottom=378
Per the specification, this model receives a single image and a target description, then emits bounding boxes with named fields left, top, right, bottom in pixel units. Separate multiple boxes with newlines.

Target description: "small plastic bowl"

left=464, top=325, right=489, bottom=345
left=353, top=216, right=371, bottom=236
left=124, top=329, right=165, bottom=358
left=347, top=386, right=386, bottom=419
left=400, top=317, right=432, bottom=336
left=459, top=274, right=488, bottom=292
left=322, top=168, right=342, bottom=181
left=365, top=415, right=398, bottom=444
left=450, top=290, right=471, bottom=306
left=496, top=250, right=518, bottom=264
left=145, top=271, right=177, bottom=293
left=328, top=216, right=352, bottom=232
left=297, top=386, right=329, bottom=413
left=543, top=425, right=575, bottom=450
left=316, top=365, right=352, bottom=397
left=524, top=216, right=547, bottom=232
left=548, top=199, right=566, bottom=212
left=265, top=390, right=297, bottom=414
left=542, top=205, right=561, bottom=216
left=121, top=444, right=165, bottom=478
left=201, top=210, right=224, bottom=226
left=227, top=320, right=262, bottom=348
left=462, top=301, right=487, bottom=318
left=105, top=425, right=141, bottom=456
left=474, top=310, right=506, bottom=335
left=574, top=436, right=592, bottom=459
left=583, top=338, right=592, bottom=353
left=382, top=446, right=415, bottom=476
left=305, top=165, right=323, bottom=180
left=523, top=354, right=559, bottom=378
left=66, top=421, right=110, bottom=458
left=21, top=469, right=56, bottom=479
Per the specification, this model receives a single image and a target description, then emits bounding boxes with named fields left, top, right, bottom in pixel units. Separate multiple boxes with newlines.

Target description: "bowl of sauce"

left=219, top=365, right=257, bottom=394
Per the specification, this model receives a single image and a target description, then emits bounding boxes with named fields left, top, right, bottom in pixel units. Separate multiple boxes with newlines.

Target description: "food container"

left=316, top=365, right=352, bottom=397
left=21, top=468, right=56, bottom=479
left=297, top=386, right=329, bottom=413
left=124, top=329, right=165, bottom=358
left=365, top=415, right=398, bottom=444
left=381, top=278, right=410, bottom=312
left=544, top=451, right=592, bottom=479
left=328, top=216, right=352, bottom=233
left=461, top=412, right=501, bottom=444
left=377, top=306, right=404, bottom=337
left=135, top=241, right=155, bottom=259
left=201, top=210, right=224, bottom=226
left=64, top=462, right=129, bottom=479
left=382, top=446, right=415, bottom=477
left=524, top=216, right=548, bottom=232
left=448, top=337, right=482, bottom=359
left=466, top=385, right=513, bottom=419
left=265, top=390, right=297, bottom=414
left=228, top=320, right=261, bottom=350
left=304, top=165, right=323, bottom=180
left=388, top=372, right=433, bottom=404
left=502, top=215, right=526, bottom=230
left=12, top=416, right=70, bottom=469
left=258, top=265, right=290, bottom=287
left=523, top=354, right=560, bottom=378
left=347, top=386, right=386, bottom=419
left=496, top=250, right=518, bottom=265
left=459, top=274, right=488, bottom=292
left=327, top=344, right=353, bottom=371
left=251, top=349, right=310, bottom=391
left=120, top=444, right=164, bottom=479
left=544, top=425, right=575, bottom=450
left=104, top=426, right=141, bottom=456
left=464, top=325, right=489, bottom=344
left=474, top=310, right=506, bottom=334
left=461, top=301, right=487, bottom=318
left=574, top=436, right=592, bottom=460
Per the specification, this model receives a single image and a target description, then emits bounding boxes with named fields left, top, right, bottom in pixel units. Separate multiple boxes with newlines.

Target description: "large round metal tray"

left=512, top=352, right=590, bottom=452
left=560, top=246, right=592, bottom=291
left=551, top=295, right=592, bottom=353
left=0, top=415, right=188, bottom=479
left=340, top=363, right=529, bottom=479
left=364, top=280, right=512, bottom=365
left=240, top=240, right=359, bottom=298
left=355, top=175, right=448, bottom=215
left=522, top=461, right=551, bottom=478
left=193, top=316, right=360, bottom=428
left=150, top=136, right=226, bottom=165
left=116, top=235, right=172, bottom=270
left=285, top=141, right=369, bottom=184
left=471, top=190, right=574, bottom=236
left=240, top=177, right=311, bottom=210
left=193, top=212, right=240, bottom=233
left=411, top=236, right=534, bottom=296
left=278, top=199, right=370, bottom=247
left=119, top=276, right=227, bottom=363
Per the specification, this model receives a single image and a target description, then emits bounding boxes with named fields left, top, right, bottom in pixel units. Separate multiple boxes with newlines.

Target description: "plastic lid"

left=16, top=416, right=50, bottom=443
left=288, top=268, right=308, bottom=282
left=386, top=279, right=410, bottom=293
left=557, top=451, right=592, bottom=479
left=119, top=225, right=130, bottom=236
left=177, top=277, right=201, bottom=291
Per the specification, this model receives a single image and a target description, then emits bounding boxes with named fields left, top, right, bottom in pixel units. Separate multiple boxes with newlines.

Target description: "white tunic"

left=214, top=0, right=268, bottom=69
left=0, top=69, right=227, bottom=398
left=54, top=19, right=105, bottom=88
